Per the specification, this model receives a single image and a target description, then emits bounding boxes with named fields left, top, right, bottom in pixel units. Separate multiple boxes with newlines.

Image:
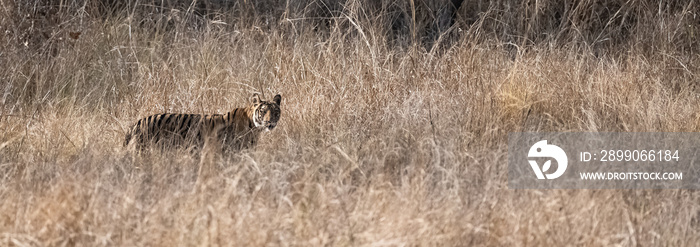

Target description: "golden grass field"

left=1, top=1, right=699, bottom=246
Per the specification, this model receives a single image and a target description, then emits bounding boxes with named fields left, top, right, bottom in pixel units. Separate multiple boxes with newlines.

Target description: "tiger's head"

left=251, top=93, right=281, bottom=131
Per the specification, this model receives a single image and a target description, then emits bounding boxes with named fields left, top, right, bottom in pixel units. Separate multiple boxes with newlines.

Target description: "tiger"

left=123, top=93, right=281, bottom=152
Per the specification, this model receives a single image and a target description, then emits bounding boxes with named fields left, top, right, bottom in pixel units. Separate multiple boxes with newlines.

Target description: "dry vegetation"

left=1, top=0, right=699, bottom=246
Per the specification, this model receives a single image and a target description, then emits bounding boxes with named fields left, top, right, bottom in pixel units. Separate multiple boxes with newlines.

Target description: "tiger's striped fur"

left=124, top=93, right=281, bottom=152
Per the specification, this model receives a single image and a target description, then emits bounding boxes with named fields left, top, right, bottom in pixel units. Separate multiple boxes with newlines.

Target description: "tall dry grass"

left=1, top=0, right=699, bottom=246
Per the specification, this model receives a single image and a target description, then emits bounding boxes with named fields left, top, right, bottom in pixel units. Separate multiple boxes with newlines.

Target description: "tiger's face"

left=251, top=94, right=282, bottom=131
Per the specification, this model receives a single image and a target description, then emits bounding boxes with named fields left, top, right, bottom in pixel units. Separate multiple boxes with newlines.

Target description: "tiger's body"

left=124, top=93, right=281, bottom=152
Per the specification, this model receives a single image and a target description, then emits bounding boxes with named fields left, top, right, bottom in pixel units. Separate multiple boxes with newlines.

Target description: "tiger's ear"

left=273, top=94, right=281, bottom=105
left=251, top=93, right=261, bottom=104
